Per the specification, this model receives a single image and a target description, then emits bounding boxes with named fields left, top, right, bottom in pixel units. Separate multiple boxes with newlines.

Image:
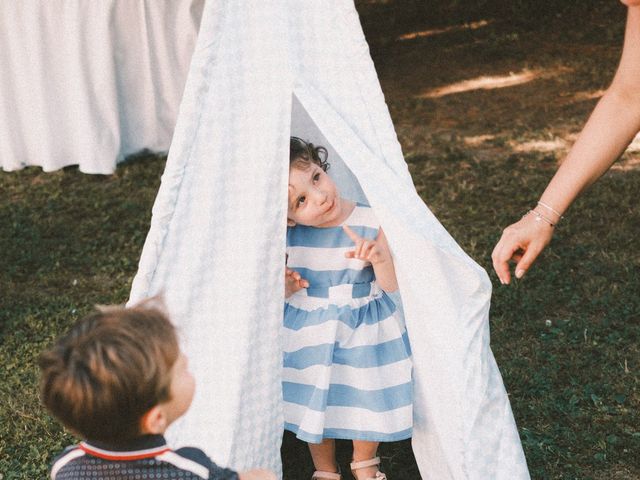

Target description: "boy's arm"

left=239, top=469, right=277, bottom=480
left=175, top=447, right=275, bottom=480
left=174, top=447, right=240, bottom=480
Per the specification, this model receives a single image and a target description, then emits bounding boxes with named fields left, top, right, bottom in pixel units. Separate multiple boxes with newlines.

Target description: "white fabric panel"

left=0, top=0, right=203, bottom=174
left=129, top=1, right=291, bottom=475
left=130, top=0, right=530, bottom=478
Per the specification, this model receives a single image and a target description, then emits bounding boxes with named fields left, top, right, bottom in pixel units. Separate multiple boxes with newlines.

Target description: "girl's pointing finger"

left=342, top=225, right=360, bottom=242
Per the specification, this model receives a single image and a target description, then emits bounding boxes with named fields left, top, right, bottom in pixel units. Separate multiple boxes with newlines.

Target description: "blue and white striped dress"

left=283, top=203, right=413, bottom=444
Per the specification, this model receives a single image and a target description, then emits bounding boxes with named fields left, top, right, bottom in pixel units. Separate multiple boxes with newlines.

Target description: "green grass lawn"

left=1, top=149, right=638, bottom=479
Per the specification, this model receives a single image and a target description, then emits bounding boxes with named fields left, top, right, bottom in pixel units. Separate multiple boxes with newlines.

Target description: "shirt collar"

left=80, top=435, right=170, bottom=460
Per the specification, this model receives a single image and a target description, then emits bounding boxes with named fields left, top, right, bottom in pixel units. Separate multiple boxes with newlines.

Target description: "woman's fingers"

left=492, top=214, right=554, bottom=284
left=514, top=243, right=543, bottom=279
left=492, top=241, right=517, bottom=285
left=492, top=224, right=529, bottom=284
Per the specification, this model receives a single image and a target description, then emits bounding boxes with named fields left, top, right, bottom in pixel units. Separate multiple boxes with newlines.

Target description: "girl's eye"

left=297, top=196, right=306, bottom=207
left=313, top=172, right=320, bottom=182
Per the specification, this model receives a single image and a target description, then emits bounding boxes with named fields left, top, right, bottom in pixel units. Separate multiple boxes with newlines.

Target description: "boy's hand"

left=239, top=469, right=277, bottom=480
left=285, top=267, right=308, bottom=298
left=343, top=225, right=391, bottom=266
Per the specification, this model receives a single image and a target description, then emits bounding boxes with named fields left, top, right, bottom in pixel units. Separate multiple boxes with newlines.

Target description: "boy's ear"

left=140, top=405, right=167, bottom=435
left=287, top=218, right=296, bottom=227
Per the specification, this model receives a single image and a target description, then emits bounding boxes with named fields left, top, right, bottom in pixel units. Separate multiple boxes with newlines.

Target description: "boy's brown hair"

left=38, top=299, right=179, bottom=444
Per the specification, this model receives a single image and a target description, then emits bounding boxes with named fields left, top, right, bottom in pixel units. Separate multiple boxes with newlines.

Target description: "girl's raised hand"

left=342, top=225, right=391, bottom=265
left=285, top=267, right=308, bottom=298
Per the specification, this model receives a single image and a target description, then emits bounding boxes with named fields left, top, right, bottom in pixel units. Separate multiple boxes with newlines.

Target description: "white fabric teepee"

left=129, top=1, right=530, bottom=478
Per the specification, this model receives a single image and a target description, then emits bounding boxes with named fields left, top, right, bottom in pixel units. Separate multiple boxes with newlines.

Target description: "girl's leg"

left=308, top=438, right=339, bottom=473
left=351, top=440, right=380, bottom=479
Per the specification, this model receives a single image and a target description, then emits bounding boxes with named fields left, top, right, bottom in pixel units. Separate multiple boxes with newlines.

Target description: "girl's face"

left=287, top=162, right=342, bottom=227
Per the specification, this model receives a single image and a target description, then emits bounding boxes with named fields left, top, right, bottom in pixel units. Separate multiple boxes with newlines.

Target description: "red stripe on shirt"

left=79, top=444, right=171, bottom=461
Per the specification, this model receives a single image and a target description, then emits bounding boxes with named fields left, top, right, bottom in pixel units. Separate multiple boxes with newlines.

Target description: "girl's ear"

left=287, top=218, right=296, bottom=227
left=140, top=405, right=168, bottom=435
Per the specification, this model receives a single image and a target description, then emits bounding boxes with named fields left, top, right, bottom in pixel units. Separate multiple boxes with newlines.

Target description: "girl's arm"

left=492, top=6, right=640, bottom=284
left=343, top=226, right=398, bottom=292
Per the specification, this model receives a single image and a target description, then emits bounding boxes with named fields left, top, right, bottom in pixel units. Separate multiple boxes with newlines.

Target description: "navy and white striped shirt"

left=50, top=434, right=239, bottom=480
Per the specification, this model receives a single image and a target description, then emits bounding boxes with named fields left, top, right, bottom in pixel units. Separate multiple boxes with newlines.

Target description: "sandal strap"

left=350, top=456, right=381, bottom=470
left=311, top=470, right=342, bottom=480
left=353, top=472, right=387, bottom=480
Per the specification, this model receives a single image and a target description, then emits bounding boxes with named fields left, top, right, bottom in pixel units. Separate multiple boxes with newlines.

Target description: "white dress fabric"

left=129, top=1, right=531, bottom=478
left=0, top=0, right=204, bottom=174
left=283, top=203, right=413, bottom=444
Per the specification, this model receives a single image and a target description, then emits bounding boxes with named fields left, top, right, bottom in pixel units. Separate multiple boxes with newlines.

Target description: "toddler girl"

left=283, top=137, right=413, bottom=480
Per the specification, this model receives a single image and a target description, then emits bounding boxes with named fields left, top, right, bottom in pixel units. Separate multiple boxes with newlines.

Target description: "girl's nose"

left=314, top=189, right=328, bottom=204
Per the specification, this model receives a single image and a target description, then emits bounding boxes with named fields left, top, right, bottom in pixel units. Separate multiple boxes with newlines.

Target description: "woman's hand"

left=285, top=267, right=308, bottom=298
left=492, top=212, right=555, bottom=284
left=343, top=225, right=398, bottom=292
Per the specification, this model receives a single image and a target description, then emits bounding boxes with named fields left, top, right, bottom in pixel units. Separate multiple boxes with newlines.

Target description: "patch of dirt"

left=357, top=0, right=636, bottom=168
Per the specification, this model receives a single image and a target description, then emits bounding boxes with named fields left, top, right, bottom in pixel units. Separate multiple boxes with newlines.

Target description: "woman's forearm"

left=493, top=5, right=640, bottom=283
left=539, top=6, right=640, bottom=214
left=539, top=90, right=640, bottom=213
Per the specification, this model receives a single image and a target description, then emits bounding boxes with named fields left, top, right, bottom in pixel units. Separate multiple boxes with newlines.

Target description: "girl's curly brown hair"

left=290, top=137, right=330, bottom=172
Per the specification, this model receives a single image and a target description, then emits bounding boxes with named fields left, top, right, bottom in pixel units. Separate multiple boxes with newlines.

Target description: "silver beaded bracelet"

left=537, top=201, right=564, bottom=220
left=524, top=209, right=556, bottom=227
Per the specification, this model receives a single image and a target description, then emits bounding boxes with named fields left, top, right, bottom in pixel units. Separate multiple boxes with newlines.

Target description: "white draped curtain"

left=0, top=0, right=204, bottom=174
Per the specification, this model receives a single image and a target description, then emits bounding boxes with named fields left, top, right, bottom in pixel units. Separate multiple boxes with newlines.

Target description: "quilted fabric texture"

left=129, top=1, right=530, bottom=478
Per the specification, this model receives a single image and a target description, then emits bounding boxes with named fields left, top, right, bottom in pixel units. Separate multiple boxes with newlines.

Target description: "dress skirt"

left=283, top=204, right=413, bottom=444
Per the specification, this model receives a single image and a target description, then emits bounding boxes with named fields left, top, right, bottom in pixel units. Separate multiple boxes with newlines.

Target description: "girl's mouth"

left=324, top=200, right=335, bottom=214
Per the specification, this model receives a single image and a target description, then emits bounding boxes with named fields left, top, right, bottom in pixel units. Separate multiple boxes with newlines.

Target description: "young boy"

left=38, top=299, right=275, bottom=480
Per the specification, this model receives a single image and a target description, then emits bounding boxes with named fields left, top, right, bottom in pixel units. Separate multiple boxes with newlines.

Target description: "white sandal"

left=311, top=470, right=342, bottom=480
left=350, top=457, right=387, bottom=480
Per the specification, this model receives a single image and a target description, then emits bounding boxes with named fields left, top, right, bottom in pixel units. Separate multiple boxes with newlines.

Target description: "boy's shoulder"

left=173, top=446, right=240, bottom=479
left=50, top=441, right=239, bottom=480
left=50, top=445, right=85, bottom=479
